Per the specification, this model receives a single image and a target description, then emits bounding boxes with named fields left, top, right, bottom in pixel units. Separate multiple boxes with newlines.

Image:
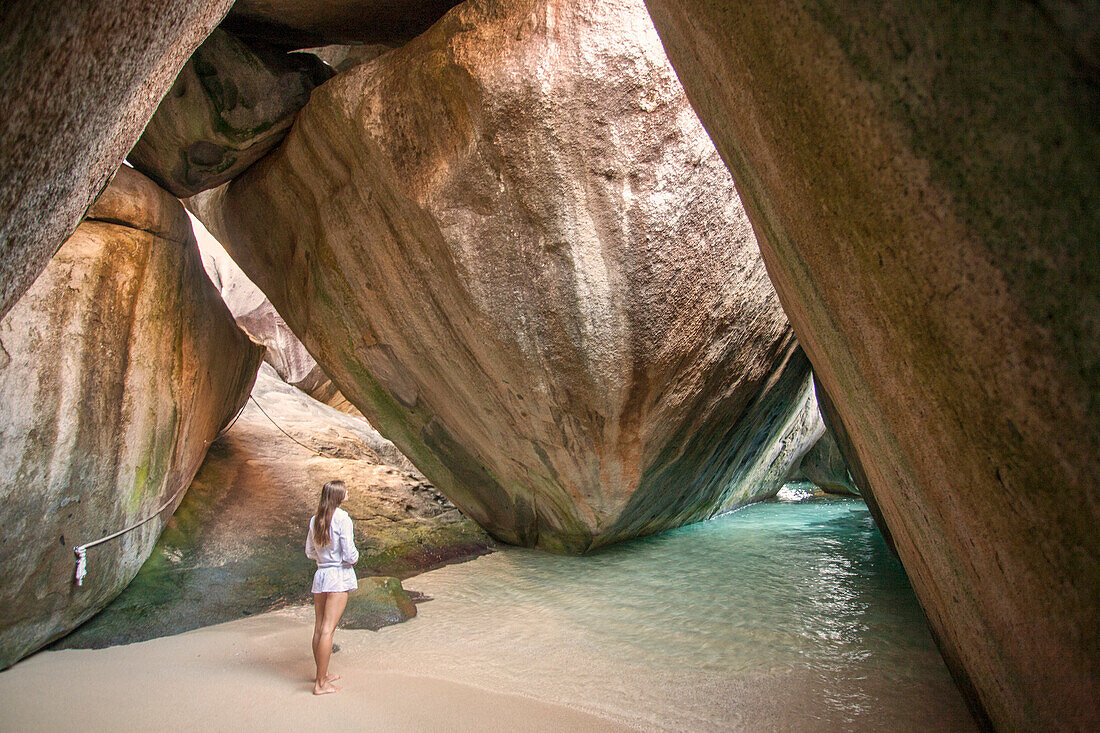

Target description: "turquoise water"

left=358, top=496, right=974, bottom=731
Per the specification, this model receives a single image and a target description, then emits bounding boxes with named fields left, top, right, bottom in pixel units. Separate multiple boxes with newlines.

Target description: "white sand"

left=0, top=609, right=634, bottom=733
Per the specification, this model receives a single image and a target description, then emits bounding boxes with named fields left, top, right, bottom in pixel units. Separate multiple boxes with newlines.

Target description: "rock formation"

left=128, top=28, right=333, bottom=199
left=54, top=365, right=488, bottom=649
left=193, top=214, right=364, bottom=417
left=0, top=166, right=263, bottom=668
left=782, top=396, right=858, bottom=497
left=191, top=0, right=820, bottom=553
left=787, top=430, right=858, bottom=497
left=642, top=1, right=1100, bottom=728
left=341, top=577, right=418, bottom=631
left=0, top=0, right=234, bottom=319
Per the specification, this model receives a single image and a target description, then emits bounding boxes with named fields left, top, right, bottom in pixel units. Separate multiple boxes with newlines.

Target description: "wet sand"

left=0, top=610, right=633, bottom=733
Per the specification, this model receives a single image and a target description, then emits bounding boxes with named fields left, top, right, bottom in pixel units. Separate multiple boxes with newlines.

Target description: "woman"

left=305, top=479, right=359, bottom=695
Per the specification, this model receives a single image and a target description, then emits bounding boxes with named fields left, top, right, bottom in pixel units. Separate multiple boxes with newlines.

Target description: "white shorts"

left=312, top=566, right=358, bottom=594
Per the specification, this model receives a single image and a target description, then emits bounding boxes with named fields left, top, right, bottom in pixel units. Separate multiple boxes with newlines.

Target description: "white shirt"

left=305, top=507, right=360, bottom=569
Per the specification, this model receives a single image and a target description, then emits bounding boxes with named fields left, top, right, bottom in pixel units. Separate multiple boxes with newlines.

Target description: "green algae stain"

left=126, top=461, right=151, bottom=514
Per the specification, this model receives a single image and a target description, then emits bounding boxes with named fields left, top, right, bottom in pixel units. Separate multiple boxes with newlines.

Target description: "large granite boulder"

left=52, top=364, right=488, bottom=649
left=789, top=429, right=858, bottom=497
left=128, top=28, right=333, bottom=198
left=0, top=166, right=264, bottom=668
left=222, top=0, right=463, bottom=48
left=0, top=0, right=233, bottom=319
left=642, top=1, right=1100, bottom=728
left=193, top=214, right=365, bottom=418
left=191, top=0, right=818, bottom=552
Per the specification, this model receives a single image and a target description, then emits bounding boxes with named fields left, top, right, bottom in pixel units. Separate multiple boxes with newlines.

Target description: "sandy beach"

left=0, top=609, right=633, bottom=733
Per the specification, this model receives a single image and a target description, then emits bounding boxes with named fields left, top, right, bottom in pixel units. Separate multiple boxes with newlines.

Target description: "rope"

left=216, top=401, right=248, bottom=439
left=73, top=400, right=249, bottom=586
left=74, top=481, right=189, bottom=586
left=247, top=394, right=323, bottom=457
left=72, top=394, right=321, bottom=586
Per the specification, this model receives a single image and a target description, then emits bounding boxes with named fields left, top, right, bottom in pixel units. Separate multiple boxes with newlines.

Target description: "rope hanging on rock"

left=247, top=394, right=324, bottom=457
left=72, top=401, right=249, bottom=586
left=73, top=482, right=189, bottom=586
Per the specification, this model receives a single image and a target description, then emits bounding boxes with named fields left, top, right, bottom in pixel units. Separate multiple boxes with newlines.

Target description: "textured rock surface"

left=642, top=1, right=1100, bottom=728
left=813, top=375, right=891, bottom=551
left=129, top=28, right=333, bottom=199
left=0, top=167, right=263, bottom=668
left=191, top=0, right=816, bottom=553
left=55, top=365, right=488, bottom=649
left=341, top=577, right=418, bottom=631
left=193, top=214, right=365, bottom=417
left=790, top=430, right=858, bottom=497
left=223, top=0, right=462, bottom=48
left=0, top=0, right=233, bottom=319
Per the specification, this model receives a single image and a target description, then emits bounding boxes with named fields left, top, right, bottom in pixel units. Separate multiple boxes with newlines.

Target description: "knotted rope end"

left=74, top=546, right=87, bottom=587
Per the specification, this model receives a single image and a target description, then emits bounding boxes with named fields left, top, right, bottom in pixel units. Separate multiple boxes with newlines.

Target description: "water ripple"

left=362, top=498, right=975, bottom=731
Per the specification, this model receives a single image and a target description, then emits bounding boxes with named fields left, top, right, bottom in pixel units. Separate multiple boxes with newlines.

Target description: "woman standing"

left=305, top=480, right=359, bottom=695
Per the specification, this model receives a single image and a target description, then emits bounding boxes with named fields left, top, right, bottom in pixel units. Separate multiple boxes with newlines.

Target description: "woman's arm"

left=305, top=519, right=320, bottom=561
left=339, top=513, right=360, bottom=566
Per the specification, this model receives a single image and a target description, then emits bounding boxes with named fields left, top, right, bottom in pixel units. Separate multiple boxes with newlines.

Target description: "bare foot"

left=313, top=680, right=341, bottom=695
left=325, top=673, right=342, bottom=683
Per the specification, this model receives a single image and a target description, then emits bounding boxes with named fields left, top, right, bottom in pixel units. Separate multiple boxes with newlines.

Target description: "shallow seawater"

left=354, top=497, right=975, bottom=731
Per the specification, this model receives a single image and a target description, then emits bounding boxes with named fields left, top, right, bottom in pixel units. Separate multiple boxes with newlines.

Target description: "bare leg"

left=312, top=593, right=328, bottom=687
left=312, top=594, right=342, bottom=685
left=313, top=591, right=349, bottom=695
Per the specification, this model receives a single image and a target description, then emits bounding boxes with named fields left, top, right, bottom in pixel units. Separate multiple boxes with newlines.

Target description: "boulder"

left=0, top=0, right=233, bottom=319
left=642, top=1, right=1100, bottom=728
left=341, top=577, right=418, bottom=631
left=813, top=376, right=892, bottom=552
left=192, top=213, right=362, bottom=418
left=53, top=365, right=488, bottom=649
left=0, top=166, right=264, bottom=668
left=222, top=0, right=463, bottom=48
left=190, top=0, right=818, bottom=553
left=787, top=428, right=858, bottom=497
left=128, top=28, right=333, bottom=199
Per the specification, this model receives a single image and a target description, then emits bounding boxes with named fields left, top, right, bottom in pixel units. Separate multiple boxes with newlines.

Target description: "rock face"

left=789, top=430, right=858, bottom=497
left=193, top=214, right=364, bottom=417
left=128, top=28, right=333, bottom=199
left=223, top=0, right=463, bottom=48
left=813, top=375, right=892, bottom=553
left=54, top=365, right=488, bottom=649
left=191, top=0, right=816, bottom=553
left=0, top=0, right=234, bottom=319
left=341, top=577, right=418, bottom=631
left=642, top=1, right=1100, bottom=728
left=0, top=166, right=264, bottom=668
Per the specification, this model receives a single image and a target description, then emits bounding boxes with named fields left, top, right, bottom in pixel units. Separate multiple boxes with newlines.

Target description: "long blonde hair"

left=313, top=480, right=347, bottom=547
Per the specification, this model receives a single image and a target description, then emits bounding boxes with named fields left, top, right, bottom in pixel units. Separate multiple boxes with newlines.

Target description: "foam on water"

left=350, top=497, right=975, bottom=731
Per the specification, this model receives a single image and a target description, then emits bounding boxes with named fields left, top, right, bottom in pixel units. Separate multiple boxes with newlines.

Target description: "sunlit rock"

left=642, top=1, right=1100, bottom=727
left=191, top=0, right=817, bottom=552
left=193, top=214, right=366, bottom=418
left=0, top=167, right=264, bottom=668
